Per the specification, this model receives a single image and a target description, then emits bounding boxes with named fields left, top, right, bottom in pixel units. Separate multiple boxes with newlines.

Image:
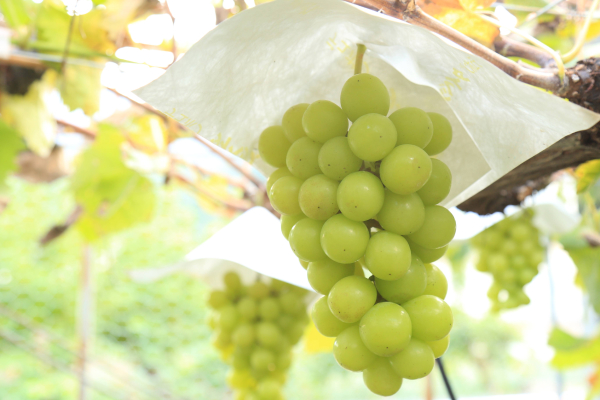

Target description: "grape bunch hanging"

left=259, top=69, right=456, bottom=396
left=207, top=272, right=310, bottom=400
left=470, top=210, right=544, bottom=311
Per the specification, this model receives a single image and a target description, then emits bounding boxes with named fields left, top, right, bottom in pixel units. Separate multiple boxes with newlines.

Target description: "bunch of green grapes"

left=207, top=271, right=309, bottom=400
left=470, top=210, right=543, bottom=311
left=259, top=73, right=455, bottom=396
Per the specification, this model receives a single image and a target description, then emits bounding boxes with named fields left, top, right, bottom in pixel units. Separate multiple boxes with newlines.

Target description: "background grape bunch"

left=259, top=72, right=456, bottom=396
left=207, top=272, right=310, bottom=400
left=470, top=210, right=544, bottom=311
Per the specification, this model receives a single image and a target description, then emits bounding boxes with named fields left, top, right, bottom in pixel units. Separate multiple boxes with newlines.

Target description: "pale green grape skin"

left=299, top=259, right=309, bottom=270
left=256, top=322, right=283, bottom=349
left=302, top=100, right=349, bottom=143
left=224, top=271, right=242, bottom=292
left=423, top=263, right=448, bottom=299
left=417, top=158, right=452, bottom=205
left=208, top=290, right=229, bottom=309
left=288, top=218, right=327, bottom=262
left=363, top=358, right=403, bottom=397
left=364, top=231, right=411, bottom=281
left=318, top=136, right=363, bottom=181
left=333, top=325, right=378, bottom=371
left=286, top=137, right=322, bottom=180
left=307, top=259, right=354, bottom=295
left=258, top=298, right=281, bottom=321
left=256, top=379, right=282, bottom=400
left=337, top=171, right=385, bottom=221
left=388, top=107, right=433, bottom=148
left=282, top=103, right=309, bottom=142
left=268, top=176, right=303, bottom=215
left=280, top=213, right=306, bottom=239
left=237, top=297, right=258, bottom=320
left=375, top=254, right=427, bottom=304
left=389, top=339, right=434, bottom=379
left=424, top=112, right=453, bottom=156
left=232, top=323, right=256, bottom=347
left=348, top=114, right=397, bottom=162
left=406, top=205, right=456, bottom=249
left=248, top=281, right=270, bottom=300
left=218, top=304, right=240, bottom=331
left=298, top=174, right=339, bottom=220
left=287, top=321, right=306, bottom=345
left=380, top=145, right=432, bottom=195
left=328, top=276, right=377, bottom=323
left=258, top=126, right=292, bottom=167
left=402, top=295, right=453, bottom=341
left=320, top=214, right=370, bottom=264
left=427, top=335, right=449, bottom=358
left=407, top=239, right=448, bottom=263
left=340, top=73, right=390, bottom=122
left=280, top=292, right=303, bottom=315
left=311, top=296, right=353, bottom=337
left=377, top=190, right=425, bottom=235
left=359, top=302, right=412, bottom=357
left=266, top=167, right=292, bottom=193
left=250, top=348, right=276, bottom=371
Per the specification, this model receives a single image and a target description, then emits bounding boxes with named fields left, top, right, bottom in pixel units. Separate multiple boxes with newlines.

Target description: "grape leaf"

left=564, top=246, right=600, bottom=314
left=71, top=124, right=156, bottom=241
left=0, top=70, right=57, bottom=157
left=0, top=119, right=26, bottom=186
left=548, top=328, right=600, bottom=369
left=0, top=0, right=34, bottom=45
left=60, top=64, right=102, bottom=116
left=125, top=115, right=169, bottom=154
left=575, top=159, right=600, bottom=193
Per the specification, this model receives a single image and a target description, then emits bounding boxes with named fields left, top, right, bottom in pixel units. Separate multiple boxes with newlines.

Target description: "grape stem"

left=436, top=358, right=457, bottom=400
left=354, top=44, right=367, bottom=75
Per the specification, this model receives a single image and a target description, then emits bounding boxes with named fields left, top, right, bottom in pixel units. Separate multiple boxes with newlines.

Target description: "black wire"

left=436, top=357, right=457, bottom=400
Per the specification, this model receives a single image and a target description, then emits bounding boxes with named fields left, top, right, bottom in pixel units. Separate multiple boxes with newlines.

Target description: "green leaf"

left=575, top=160, right=600, bottom=193
left=565, top=246, right=600, bottom=314
left=0, top=119, right=26, bottom=186
left=71, top=124, right=156, bottom=241
left=60, top=64, right=102, bottom=116
left=0, top=70, right=57, bottom=157
left=549, top=328, right=600, bottom=369
left=0, top=0, right=31, bottom=27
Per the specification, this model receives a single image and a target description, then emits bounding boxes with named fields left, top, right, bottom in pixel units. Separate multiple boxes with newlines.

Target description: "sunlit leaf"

left=1, top=70, right=57, bottom=157
left=102, top=0, right=146, bottom=41
left=565, top=246, right=600, bottom=314
left=0, top=0, right=34, bottom=45
left=0, top=119, right=26, bottom=186
left=125, top=115, right=169, bottom=154
left=60, top=64, right=102, bottom=116
left=549, top=328, right=600, bottom=369
left=575, top=160, right=600, bottom=193
left=458, top=0, right=494, bottom=11
left=71, top=124, right=156, bottom=241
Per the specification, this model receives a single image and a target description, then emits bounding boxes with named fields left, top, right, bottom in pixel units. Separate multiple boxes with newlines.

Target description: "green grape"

left=251, top=348, right=276, bottom=371
left=279, top=292, right=303, bottom=315
left=280, top=213, right=305, bottom=239
left=354, top=261, right=365, bottom=277
left=258, top=298, right=281, bottom=321
left=518, top=269, right=536, bottom=285
left=232, top=348, right=252, bottom=369
left=377, top=190, right=425, bottom=235
left=258, top=126, right=292, bottom=167
left=225, top=271, right=243, bottom=292
left=302, top=100, right=348, bottom=143
left=266, top=167, right=292, bottom=193
left=417, top=158, right=452, bottom=205
left=487, top=282, right=501, bottom=300
left=288, top=218, right=327, bottom=262
left=388, top=107, right=433, bottom=148
left=423, top=112, right=453, bottom=156
left=511, top=254, right=527, bottom=270
left=212, top=329, right=232, bottom=349
left=337, top=171, right=385, bottom=221
left=333, top=325, right=377, bottom=371
left=511, top=222, right=533, bottom=241
left=529, top=250, right=544, bottom=266
left=488, top=253, right=508, bottom=273
left=402, top=295, right=453, bottom=341
left=232, top=323, right=256, bottom=347
left=268, top=176, right=303, bottom=215
left=256, top=322, right=282, bottom=349
left=423, top=264, right=448, bottom=299
left=426, top=335, right=449, bottom=358
left=359, top=302, right=412, bottom=357
left=298, top=174, right=339, bottom=220
left=299, top=259, right=309, bottom=270
left=248, top=281, right=270, bottom=300
left=347, top=114, right=397, bottom=162
left=389, top=339, right=434, bottom=379
left=318, top=136, right=363, bottom=181
left=364, top=231, right=411, bottom=281
left=277, top=314, right=294, bottom=331
left=208, top=290, right=229, bottom=309
left=307, top=259, right=354, bottom=295
left=327, top=276, right=377, bottom=323
left=501, top=239, right=518, bottom=256
left=380, top=144, right=432, bottom=195
left=237, top=297, right=258, bottom=320
left=499, top=269, right=517, bottom=285
left=362, top=358, right=403, bottom=396
left=375, top=254, right=427, bottom=304
left=219, top=305, right=240, bottom=331
left=282, top=103, right=309, bottom=142
left=207, top=312, right=218, bottom=330
left=320, top=214, right=369, bottom=264
left=227, top=369, right=255, bottom=389
left=406, top=205, right=456, bottom=249
left=286, top=321, right=306, bottom=345
left=256, top=378, right=282, bottom=400
left=286, top=137, right=322, bottom=179
left=311, top=296, right=353, bottom=337
left=340, top=73, right=390, bottom=122
left=276, top=352, right=292, bottom=370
